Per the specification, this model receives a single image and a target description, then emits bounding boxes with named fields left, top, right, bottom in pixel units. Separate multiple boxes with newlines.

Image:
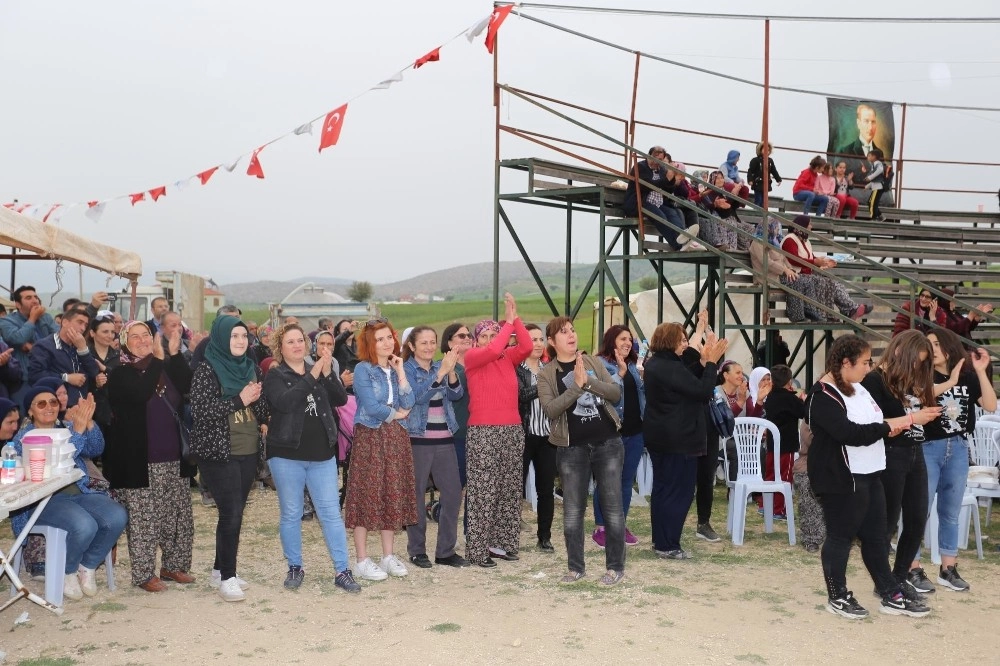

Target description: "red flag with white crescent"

left=130, top=193, right=145, bottom=206
left=149, top=186, right=166, bottom=201
left=197, top=167, right=219, bottom=185
left=318, top=104, right=349, bottom=153
left=247, top=147, right=266, bottom=179
left=414, top=47, right=440, bottom=69
left=485, top=4, right=514, bottom=54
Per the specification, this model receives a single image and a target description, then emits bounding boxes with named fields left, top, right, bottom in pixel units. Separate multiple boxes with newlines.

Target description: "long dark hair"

left=927, top=328, right=969, bottom=375
left=876, top=330, right=934, bottom=407
left=599, top=325, right=637, bottom=365
left=825, top=334, right=870, bottom=397
left=402, top=325, right=436, bottom=362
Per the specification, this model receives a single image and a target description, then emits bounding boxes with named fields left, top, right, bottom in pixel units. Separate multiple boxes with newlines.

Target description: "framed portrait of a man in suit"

left=826, top=99, right=895, bottom=185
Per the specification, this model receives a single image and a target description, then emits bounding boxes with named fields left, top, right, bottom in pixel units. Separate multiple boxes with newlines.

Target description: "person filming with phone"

left=892, top=288, right=948, bottom=338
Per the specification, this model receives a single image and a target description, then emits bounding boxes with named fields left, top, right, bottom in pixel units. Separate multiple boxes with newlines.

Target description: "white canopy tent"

left=0, top=206, right=142, bottom=282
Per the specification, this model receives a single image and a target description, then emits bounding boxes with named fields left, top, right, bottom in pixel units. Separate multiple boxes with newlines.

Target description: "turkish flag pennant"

left=87, top=201, right=99, bottom=208
left=85, top=202, right=106, bottom=222
left=485, top=4, right=514, bottom=54
left=247, top=147, right=266, bottom=179
left=414, top=47, right=440, bottom=69
left=130, top=192, right=145, bottom=206
left=14, top=204, right=29, bottom=213
left=42, top=204, right=62, bottom=223
left=149, top=186, right=167, bottom=201
left=318, top=104, right=349, bottom=153
left=197, top=167, right=219, bottom=185
left=2, top=203, right=15, bottom=209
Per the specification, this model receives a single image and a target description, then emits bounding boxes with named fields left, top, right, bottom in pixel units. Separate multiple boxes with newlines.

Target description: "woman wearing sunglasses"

left=10, top=387, right=127, bottom=602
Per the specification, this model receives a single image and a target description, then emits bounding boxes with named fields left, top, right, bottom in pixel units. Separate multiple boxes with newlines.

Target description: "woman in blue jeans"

left=262, top=323, right=361, bottom=593
left=907, top=330, right=996, bottom=593
left=11, top=387, right=126, bottom=602
left=593, top=325, right=644, bottom=549
left=791, top=155, right=830, bottom=216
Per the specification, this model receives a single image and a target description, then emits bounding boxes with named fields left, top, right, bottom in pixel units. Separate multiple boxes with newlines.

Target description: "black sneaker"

left=876, top=583, right=925, bottom=603
left=537, top=539, right=555, bottom=553
left=937, top=565, right=970, bottom=592
left=880, top=592, right=930, bottom=617
left=283, top=565, right=304, bottom=590
left=696, top=523, right=722, bottom=543
left=434, top=554, right=470, bottom=568
left=905, top=567, right=936, bottom=594
left=827, top=591, right=868, bottom=619
left=409, top=554, right=433, bottom=569
left=335, top=569, right=362, bottom=593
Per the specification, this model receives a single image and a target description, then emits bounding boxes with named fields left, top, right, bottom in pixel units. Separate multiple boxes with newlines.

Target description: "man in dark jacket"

left=623, top=147, right=692, bottom=249
left=27, top=306, right=100, bottom=407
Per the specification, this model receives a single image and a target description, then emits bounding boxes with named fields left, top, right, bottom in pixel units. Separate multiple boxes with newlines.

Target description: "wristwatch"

left=61, top=373, right=68, bottom=382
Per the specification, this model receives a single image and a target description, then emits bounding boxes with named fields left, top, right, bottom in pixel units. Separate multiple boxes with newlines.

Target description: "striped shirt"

left=523, top=361, right=551, bottom=437
left=411, top=395, right=454, bottom=446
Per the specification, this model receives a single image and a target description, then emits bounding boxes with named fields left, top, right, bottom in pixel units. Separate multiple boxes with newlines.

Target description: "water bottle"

left=0, top=443, right=17, bottom=485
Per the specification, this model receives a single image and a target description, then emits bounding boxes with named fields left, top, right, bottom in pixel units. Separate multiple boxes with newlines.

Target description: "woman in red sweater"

left=464, top=293, right=533, bottom=567
left=792, top=156, right=830, bottom=216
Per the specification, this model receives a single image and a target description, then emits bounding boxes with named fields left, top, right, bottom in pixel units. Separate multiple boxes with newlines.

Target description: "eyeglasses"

left=365, top=317, right=388, bottom=327
left=919, top=293, right=932, bottom=299
left=32, top=399, right=60, bottom=409
left=452, top=333, right=471, bottom=340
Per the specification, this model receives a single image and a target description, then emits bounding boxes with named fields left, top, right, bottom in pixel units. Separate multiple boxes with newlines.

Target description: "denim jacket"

left=402, top=357, right=463, bottom=436
left=599, top=357, right=646, bottom=419
left=353, top=360, right=415, bottom=429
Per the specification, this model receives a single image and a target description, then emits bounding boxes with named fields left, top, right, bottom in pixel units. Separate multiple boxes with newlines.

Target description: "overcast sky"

left=2, top=0, right=998, bottom=297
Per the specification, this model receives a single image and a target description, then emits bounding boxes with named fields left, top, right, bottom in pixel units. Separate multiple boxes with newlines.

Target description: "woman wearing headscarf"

left=190, top=315, right=269, bottom=602
left=781, top=215, right=871, bottom=322
left=262, top=323, right=360, bottom=593
left=749, top=215, right=824, bottom=323
left=105, top=321, right=195, bottom=592
left=10, top=387, right=126, bottom=601
left=464, top=293, right=532, bottom=568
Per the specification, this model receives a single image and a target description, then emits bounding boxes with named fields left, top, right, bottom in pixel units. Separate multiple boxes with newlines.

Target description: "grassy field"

left=232, top=295, right=599, bottom=353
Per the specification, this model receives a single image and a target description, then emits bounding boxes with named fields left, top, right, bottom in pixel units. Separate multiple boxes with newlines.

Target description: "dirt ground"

left=2, top=485, right=999, bottom=666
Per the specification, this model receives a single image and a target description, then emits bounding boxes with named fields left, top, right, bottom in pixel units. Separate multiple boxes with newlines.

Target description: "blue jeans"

left=36, top=492, right=127, bottom=573
left=593, top=432, right=644, bottom=526
left=920, top=436, right=969, bottom=559
left=558, top=437, right=625, bottom=574
left=793, top=190, right=828, bottom=215
left=269, top=456, right=350, bottom=573
left=625, top=199, right=686, bottom=249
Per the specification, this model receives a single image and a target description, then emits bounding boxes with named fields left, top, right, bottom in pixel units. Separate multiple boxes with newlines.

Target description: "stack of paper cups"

left=28, top=448, right=46, bottom=482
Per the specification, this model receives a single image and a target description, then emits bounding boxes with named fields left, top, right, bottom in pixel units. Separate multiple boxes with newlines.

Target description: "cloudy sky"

left=2, top=0, right=998, bottom=296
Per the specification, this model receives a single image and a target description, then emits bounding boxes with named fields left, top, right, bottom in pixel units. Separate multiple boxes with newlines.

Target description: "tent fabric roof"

left=0, top=206, right=142, bottom=280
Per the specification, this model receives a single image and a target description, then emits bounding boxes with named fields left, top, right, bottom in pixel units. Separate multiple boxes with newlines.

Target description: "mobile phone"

left=107, top=294, right=117, bottom=304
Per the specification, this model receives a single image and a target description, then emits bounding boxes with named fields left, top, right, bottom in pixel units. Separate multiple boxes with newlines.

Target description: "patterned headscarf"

left=473, top=319, right=501, bottom=344
left=119, top=320, right=153, bottom=366
left=754, top=215, right=784, bottom=249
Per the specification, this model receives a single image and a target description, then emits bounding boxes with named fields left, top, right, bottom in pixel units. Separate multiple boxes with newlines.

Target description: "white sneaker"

left=380, top=554, right=408, bottom=578
left=63, top=573, right=84, bottom=601
left=78, top=566, right=97, bottom=597
left=210, top=569, right=249, bottom=590
left=218, top=577, right=246, bottom=602
left=355, top=557, right=388, bottom=581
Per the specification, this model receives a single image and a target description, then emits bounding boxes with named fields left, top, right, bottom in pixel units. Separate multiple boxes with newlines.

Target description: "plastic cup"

left=29, top=459, right=45, bottom=482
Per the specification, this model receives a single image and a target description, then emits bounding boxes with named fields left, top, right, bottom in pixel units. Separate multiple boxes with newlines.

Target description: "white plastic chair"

left=725, top=417, right=796, bottom=546
left=8, top=525, right=115, bottom=607
left=967, top=420, right=1000, bottom=526
left=924, top=492, right=983, bottom=564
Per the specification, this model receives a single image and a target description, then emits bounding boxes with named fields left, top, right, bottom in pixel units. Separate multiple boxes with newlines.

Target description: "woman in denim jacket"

left=401, top=326, right=468, bottom=569
left=594, top=325, right=645, bottom=549
left=345, top=319, right=417, bottom=582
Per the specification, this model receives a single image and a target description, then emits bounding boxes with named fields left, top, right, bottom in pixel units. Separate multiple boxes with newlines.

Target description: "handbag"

left=157, top=389, right=197, bottom=465
left=708, top=387, right=736, bottom=438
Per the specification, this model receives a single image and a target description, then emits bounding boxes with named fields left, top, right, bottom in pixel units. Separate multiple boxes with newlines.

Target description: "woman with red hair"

left=464, top=293, right=532, bottom=568
left=345, top=318, right=417, bottom=582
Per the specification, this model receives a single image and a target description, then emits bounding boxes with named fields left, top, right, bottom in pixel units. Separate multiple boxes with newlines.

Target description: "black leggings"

left=882, top=446, right=929, bottom=578
left=199, top=454, right=258, bottom=580
left=695, top=430, right=720, bottom=524
left=818, top=473, right=900, bottom=598
left=522, top=433, right=557, bottom=542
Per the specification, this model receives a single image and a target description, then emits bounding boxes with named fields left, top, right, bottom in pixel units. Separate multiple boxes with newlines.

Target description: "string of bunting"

left=3, top=4, right=515, bottom=224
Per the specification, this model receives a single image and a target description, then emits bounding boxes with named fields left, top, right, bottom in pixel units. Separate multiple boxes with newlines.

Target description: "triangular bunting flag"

left=318, top=104, right=348, bottom=153
left=149, top=186, right=167, bottom=201
left=23, top=206, right=40, bottom=218
left=293, top=122, right=314, bottom=136
left=197, top=167, right=219, bottom=185
left=466, top=15, right=491, bottom=42
left=85, top=202, right=106, bottom=222
left=222, top=158, right=241, bottom=173
left=14, top=204, right=29, bottom=214
left=174, top=178, right=192, bottom=191
left=247, top=147, right=266, bottom=179
left=371, top=71, right=404, bottom=90
left=414, top=47, right=440, bottom=69
left=42, top=204, right=62, bottom=223
left=485, top=4, right=514, bottom=54
left=130, top=192, right=145, bottom=206
left=2, top=203, right=14, bottom=209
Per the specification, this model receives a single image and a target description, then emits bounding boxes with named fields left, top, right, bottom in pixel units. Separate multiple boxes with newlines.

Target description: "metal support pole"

left=492, top=30, right=501, bottom=320
left=896, top=102, right=907, bottom=207
left=627, top=52, right=641, bottom=174
left=761, top=19, right=771, bottom=212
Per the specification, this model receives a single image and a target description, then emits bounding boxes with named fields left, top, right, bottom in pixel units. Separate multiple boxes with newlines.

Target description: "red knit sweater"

left=464, top=318, right=532, bottom=426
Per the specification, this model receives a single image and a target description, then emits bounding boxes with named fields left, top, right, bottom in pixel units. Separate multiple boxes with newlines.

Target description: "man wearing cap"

left=27, top=307, right=100, bottom=408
